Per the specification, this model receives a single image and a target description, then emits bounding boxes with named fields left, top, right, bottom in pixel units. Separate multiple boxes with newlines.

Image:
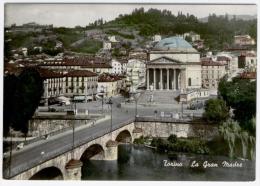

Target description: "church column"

left=153, top=68, right=156, bottom=90
left=160, top=68, right=163, bottom=90
left=173, top=69, right=177, bottom=90
left=146, top=68, right=150, bottom=90
left=180, top=69, right=186, bottom=92
left=167, top=68, right=169, bottom=90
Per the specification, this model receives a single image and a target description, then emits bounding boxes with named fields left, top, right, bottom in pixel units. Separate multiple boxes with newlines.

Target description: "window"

left=188, top=78, right=192, bottom=86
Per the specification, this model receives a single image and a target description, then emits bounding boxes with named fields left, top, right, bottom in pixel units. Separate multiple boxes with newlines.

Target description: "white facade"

left=108, top=35, right=118, bottom=43
left=216, top=52, right=238, bottom=76
left=103, top=42, right=112, bottom=50
left=201, top=62, right=226, bottom=89
left=150, top=52, right=200, bottom=63
left=152, top=35, right=162, bottom=42
left=111, top=59, right=122, bottom=74
left=234, top=35, right=255, bottom=45
left=126, top=59, right=146, bottom=90
left=186, top=64, right=202, bottom=88
left=183, top=32, right=201, bottom=42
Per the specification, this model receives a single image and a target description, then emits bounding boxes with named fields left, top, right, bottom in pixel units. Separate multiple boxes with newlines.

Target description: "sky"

left=4, top=3, right=257, bottom=27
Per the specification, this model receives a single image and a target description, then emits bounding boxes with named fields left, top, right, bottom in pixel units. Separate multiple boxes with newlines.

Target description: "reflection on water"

left=81, top=144, right=255, bottom=181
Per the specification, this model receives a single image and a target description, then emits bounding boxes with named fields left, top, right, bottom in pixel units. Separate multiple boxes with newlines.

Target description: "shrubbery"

left=151, top=135, right=210, bottom=155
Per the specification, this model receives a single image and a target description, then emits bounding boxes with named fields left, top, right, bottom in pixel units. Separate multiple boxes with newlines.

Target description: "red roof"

left=202, top=61, right=224, bottom=66
left=37, top=68, right=63, bottom=78
left=65, top=70, right=97, bottom=77
left=240, top=52, right=256, bottom=57
left=39, top=57, right=112, bottom=68
left=216, top=56, right=230, bottom=62
left=240, top=72, right=256, bottom=79
left=98, top=73, right=125, bottom=82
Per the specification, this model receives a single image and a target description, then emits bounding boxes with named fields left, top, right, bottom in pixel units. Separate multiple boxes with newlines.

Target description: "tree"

left=7, top=68, right=44, bottom=135
left=203, top=98, right=229, bottom=123
left=3, top=74, right=18, bottom=137
left=218, top=77, right=256, bottom=132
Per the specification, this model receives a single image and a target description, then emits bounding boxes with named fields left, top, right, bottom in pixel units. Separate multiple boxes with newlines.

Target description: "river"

left=81, top=144, right=255, bottom=181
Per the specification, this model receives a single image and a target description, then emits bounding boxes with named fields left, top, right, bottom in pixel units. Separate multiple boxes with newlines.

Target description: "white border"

left=0, top=1, right=259, bottom=186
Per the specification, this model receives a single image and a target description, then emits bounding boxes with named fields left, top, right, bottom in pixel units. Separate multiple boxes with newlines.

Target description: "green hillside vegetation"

left=98, top=8, right=257, bottom=50
left=70, top=39, right=102, bottom=54
left=54, top=27, right=84, bottom=48
left=5, top=32, right=36, bottom=49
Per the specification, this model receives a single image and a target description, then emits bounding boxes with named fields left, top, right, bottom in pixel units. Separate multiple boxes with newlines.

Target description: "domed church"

left=146, top=36, right=201, bottom=91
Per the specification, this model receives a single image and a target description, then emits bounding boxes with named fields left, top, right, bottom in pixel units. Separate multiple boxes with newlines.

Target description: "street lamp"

left=107, top=97, right=113, bottom=139
left=71, top=101, right=77, bottom=158
left=100, top=85, right=105, bottom=113
left=132, top=91, right=140, bottom=119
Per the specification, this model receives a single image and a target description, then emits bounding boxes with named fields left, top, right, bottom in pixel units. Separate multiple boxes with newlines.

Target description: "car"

left=16, top=142, right=24, bottom=150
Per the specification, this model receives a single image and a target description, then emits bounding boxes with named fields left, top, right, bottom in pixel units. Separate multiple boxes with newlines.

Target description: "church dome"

left=154, top=36, right=197, bottom=52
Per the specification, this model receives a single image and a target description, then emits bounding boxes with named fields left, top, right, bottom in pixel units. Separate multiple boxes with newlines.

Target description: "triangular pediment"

left=149, top=56, right=183, bottom=64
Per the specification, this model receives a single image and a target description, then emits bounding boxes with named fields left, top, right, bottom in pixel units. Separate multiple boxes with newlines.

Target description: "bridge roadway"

left=5, top=97, right=136, bottom=178
left=6, top=95, right=204, bottom=178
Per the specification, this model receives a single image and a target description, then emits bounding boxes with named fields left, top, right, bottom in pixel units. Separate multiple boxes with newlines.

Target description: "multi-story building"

left=183, top=31, right=200, bottom=42
left=64, top=70, right=98, bottom=101
left=38, top=68, right=98, bottom=104
left=216, top=53, right=238, bottom=76
left=201, top=60, right=226, bottom=89
left=126, top=59, right=146, bottom=91
left=97, top=73, right=126, bottom=97
left=111, top=59, right=122, bottom=74
left=238, top=52, right=257, bottom=72
left=234, top=35, right=255, bottom=46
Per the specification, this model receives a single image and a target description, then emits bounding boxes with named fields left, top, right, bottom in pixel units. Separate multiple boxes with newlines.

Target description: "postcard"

left=1, top=1, right=258, bottom=183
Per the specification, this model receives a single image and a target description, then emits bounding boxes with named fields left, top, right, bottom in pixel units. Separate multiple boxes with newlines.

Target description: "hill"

left=199, top=14, right=257, bottom=23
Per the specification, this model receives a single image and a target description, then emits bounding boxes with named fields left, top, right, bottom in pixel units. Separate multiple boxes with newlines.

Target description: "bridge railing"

left=5, top=117, right=135, bottom=179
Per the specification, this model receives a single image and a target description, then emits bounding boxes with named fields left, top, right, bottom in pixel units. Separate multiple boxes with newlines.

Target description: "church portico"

left=146, top=65, right=184, bottom=91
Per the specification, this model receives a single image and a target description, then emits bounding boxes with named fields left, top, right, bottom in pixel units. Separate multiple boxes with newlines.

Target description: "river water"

left=81, top=144, right=255, bottom=181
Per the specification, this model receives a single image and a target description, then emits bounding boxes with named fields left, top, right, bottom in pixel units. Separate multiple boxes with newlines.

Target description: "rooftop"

left=65, top=70, right=97, bottom=77
left=201, top=60, right=225, bottom=66
left=98, top=73, right=125, bottom=82
left=240, top=72, right=256, bottom=79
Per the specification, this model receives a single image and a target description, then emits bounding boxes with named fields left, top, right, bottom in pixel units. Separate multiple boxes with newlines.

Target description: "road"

left=4, top=95, right=204, bottom=178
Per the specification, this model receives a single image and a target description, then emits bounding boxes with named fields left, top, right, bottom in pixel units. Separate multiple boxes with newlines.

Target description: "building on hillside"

left=147, top=36, right=201, bottom=91
left=234, top=35, right=255, bottom=46
left=126, top=59, right=146, bottom=91
left=129, top=48, right=148, bottom=61
left=111, top=59, right=122, bottom=74
left=108, top=35, right=118, bottom=43
left=183, top=31, right=200, bottom=42
left=103, top=41, right=112, bottom=50
left=97, top=73, right=126, bottom=97
left=201, top=60, right=226, bottom=89
left=152, top=35, right=162, bottom=42
left=238, top=52, right=257, bottom=72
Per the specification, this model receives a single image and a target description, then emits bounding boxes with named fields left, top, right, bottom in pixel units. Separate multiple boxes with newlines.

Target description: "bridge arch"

left=29, top=166, right=63, bottom=180
left=80, top=144, right=105, bottom=161
left=115, top=130, right=132, bottom=143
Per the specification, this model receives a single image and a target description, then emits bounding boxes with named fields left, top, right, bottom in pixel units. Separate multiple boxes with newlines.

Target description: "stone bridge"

left=9, top=117, right=218, bottom=180
left=11, top=122, right=142, bottom=180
